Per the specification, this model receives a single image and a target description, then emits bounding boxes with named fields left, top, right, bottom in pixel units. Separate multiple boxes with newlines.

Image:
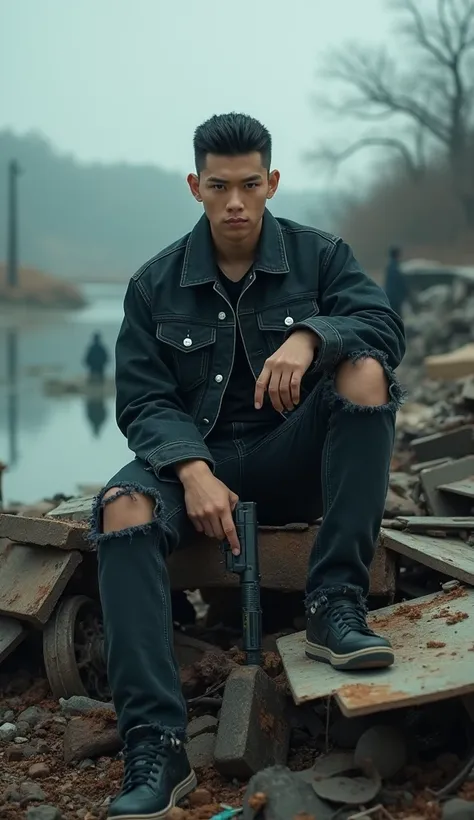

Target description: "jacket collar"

left=180, top=208, right=290, bottom=287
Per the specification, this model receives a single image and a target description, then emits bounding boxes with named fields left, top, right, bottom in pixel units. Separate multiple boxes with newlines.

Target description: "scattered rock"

left=62, top=715, right=121, bottom=764
left=186, top=732, right=216, bottom=770
left=17, top=719, right=32, bottom=736
left=354, top=725, right=408, bottom=779
left=0, top=722, right=17, bottom=742
left=3, top=709, right=15, bottom=722
left=187, top=714, right=218, bottom=739
left=3, top=783, right=21, bottom=802
left=28, top=762, right=51, bottom=779
left=443, top=798, right=474, bottom=820
left=242, top=765, right=333, bottom=820
left=19, top=780, right=47, bottom=805
left=18, top=706, right=50, bottom=727
left=26, top=806, right=63, bottom=820
left=59, top=696, right=115, bottom=718
left=15, top=736, right=29, bottom=743
left=189, top=788, right=213, bottom=806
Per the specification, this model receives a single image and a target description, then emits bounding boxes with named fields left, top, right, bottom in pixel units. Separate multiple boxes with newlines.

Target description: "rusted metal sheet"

left=0, top=615, right=26, bottom=663
left=420, top=456, right=474, bottom=515
left=382, top=528, right=474, bottom=584
left=169, top=530, right=395, bottom=596
left=0, top=540, right=82, bottom=626
left=277, top=587, right=474, bottom=715
left=0, top=514, right=92, bottom=551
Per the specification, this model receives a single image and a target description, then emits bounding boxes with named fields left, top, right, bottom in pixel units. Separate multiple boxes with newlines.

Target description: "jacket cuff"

left=147, top=441, right=215, bottom=482
left=291, top=318, right=344, bottom=372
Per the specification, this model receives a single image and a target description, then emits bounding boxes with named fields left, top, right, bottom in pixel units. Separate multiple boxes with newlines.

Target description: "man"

left=84, top=331, right=109, bottom=385
left=91, top=113, right=405, bottom=819
left=384, top=245, right=407, bottom=317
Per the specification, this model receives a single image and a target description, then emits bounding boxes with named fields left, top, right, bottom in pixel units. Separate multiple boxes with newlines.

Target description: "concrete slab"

left=0, top=514, right=91, bottom=551
left=420, top=456, right=474, bottom=515
left=277, top=587, right=474, bottom=715
left=0, top=541, right=82, bottom=626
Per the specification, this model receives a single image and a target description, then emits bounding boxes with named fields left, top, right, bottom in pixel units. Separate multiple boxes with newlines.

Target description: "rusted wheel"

left=43, top=595, right=109, bottom=701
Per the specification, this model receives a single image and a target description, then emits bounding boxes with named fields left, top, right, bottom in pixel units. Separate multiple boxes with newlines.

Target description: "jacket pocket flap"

left=156, top=322, right=216, bottom=352
left=257, top=298, right=319, bottom=331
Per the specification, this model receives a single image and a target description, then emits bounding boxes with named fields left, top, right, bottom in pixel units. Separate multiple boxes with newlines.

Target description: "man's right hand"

left=175, top=460, right=240, bottom=554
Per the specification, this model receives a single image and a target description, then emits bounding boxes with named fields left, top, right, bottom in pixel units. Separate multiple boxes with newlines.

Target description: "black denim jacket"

left=115, top=210, right=405, bottom=478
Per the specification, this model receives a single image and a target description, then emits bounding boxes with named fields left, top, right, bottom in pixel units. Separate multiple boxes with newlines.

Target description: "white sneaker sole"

left=109, top=770, right=198, bottom=820
left=305, top=640, right=394, bottom=670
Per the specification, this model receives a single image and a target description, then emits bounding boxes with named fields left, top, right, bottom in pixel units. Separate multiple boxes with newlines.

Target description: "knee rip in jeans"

left=88, top=481, right=168, bottom=547
left=325, top=349, right=406, bottom=414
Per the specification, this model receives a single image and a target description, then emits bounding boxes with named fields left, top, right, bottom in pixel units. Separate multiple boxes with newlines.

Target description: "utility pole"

left=7, top=159, right=21, bottom=288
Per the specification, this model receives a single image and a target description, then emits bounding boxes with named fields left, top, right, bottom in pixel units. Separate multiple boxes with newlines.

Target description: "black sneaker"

left=305, top=595, right=394, bottom=670
left=108, top=726, right=197, bottom=819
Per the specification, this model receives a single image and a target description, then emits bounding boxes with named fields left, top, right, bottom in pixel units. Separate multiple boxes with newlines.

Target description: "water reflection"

left=6, top=328, right=19, bottom=466
left=85, top=395, right=108, bottom=437
left=0, top=283, right=130, bottom=504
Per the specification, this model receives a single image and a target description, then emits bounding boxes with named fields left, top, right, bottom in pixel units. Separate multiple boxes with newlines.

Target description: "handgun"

left=221, top=501, right=262, bottom=666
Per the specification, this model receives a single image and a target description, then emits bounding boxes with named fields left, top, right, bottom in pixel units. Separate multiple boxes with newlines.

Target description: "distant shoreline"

left=0, top=263, right=87, bottom=309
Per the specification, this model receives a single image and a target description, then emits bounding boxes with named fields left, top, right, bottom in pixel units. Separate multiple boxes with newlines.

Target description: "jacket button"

left=214, top=374, right=223, bottom=383
left=284, top=316, right=294, bottom=327
left=203, top=418, right=210, bottom=424
left=218, top=311, right=226, bottom=320
left=183, top=337, right=192, bottom=347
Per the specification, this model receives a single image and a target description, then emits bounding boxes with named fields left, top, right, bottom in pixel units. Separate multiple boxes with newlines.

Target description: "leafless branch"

left=308, top=137, right=424, bottom=180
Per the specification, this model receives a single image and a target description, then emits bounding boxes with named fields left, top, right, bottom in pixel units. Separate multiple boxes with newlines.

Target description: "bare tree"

left=310, top=0, right=474, bottom=225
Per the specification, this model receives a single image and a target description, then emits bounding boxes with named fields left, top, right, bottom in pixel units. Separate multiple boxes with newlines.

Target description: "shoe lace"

left=122, top=733, right=180, bottom=792
left=321, top=598, right=374, bottom=637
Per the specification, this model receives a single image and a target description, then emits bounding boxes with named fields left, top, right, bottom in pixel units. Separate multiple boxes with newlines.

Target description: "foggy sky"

left=0, top=0, right=391, bottom=189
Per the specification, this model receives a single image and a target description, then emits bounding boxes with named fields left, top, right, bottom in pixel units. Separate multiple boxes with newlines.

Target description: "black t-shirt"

left=217, top=270, right=281, bottom=425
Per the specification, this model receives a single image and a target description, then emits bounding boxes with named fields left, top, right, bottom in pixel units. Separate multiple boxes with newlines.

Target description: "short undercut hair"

left=193, top=112, right=272, bottom=173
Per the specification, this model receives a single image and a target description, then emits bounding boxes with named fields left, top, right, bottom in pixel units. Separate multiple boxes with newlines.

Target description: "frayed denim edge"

left=323, top=349, right=407, bottom=414
left=125, top=723, right=187, bottom=744
left=305, top=584, right=366, bottom=612
left=87, top=481, right=170, bottom=547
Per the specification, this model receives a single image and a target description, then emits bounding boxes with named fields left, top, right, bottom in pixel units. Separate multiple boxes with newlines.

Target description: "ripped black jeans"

left=91, top=370, right=402, bottom=740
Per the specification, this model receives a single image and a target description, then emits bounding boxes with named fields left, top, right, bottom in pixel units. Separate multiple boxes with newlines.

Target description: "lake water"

left=0, top=283, right=132, bottom=504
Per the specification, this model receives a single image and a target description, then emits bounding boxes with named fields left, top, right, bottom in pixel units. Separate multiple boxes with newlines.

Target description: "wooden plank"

left=420, top=456, right=474, bottom=515
left=411, top=427, right=474, bottom=463
left=277, top=588, right=474, bottom=715
left=381, top=529, right=474, bottom=585
left=395, top=516, right=474, bottom=532
left=0, top=615, right=26, bottom=663
left=0, top=540, right=82, bottom=626
left=438, top=478, right=474, bottom=500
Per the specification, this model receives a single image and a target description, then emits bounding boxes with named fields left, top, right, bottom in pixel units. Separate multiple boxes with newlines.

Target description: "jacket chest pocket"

left=256, top=298, right=319, bottom=355
left=156, top=321, right=216, bottom=391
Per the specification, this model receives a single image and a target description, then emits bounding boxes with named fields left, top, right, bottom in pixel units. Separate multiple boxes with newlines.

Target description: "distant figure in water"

left=84, top=332, right=109, bottom=385
left=384, top=246, right=407, bottom=317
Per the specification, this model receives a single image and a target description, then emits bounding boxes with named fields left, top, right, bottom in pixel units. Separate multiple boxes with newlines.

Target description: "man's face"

left=187, top=152, right=280, bottom=242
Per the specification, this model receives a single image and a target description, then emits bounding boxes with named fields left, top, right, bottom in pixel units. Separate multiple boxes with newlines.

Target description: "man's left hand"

left=254, top=329, right=319, bottom=412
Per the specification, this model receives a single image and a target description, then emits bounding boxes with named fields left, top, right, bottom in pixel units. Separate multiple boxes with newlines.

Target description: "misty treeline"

left=0, top=132, right=329, bottom=281
left=311, top=0, right=474, bottom=267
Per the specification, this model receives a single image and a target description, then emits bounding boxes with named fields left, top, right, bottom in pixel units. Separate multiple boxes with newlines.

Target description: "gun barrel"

left=241, top=580, right=262, bottom=666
